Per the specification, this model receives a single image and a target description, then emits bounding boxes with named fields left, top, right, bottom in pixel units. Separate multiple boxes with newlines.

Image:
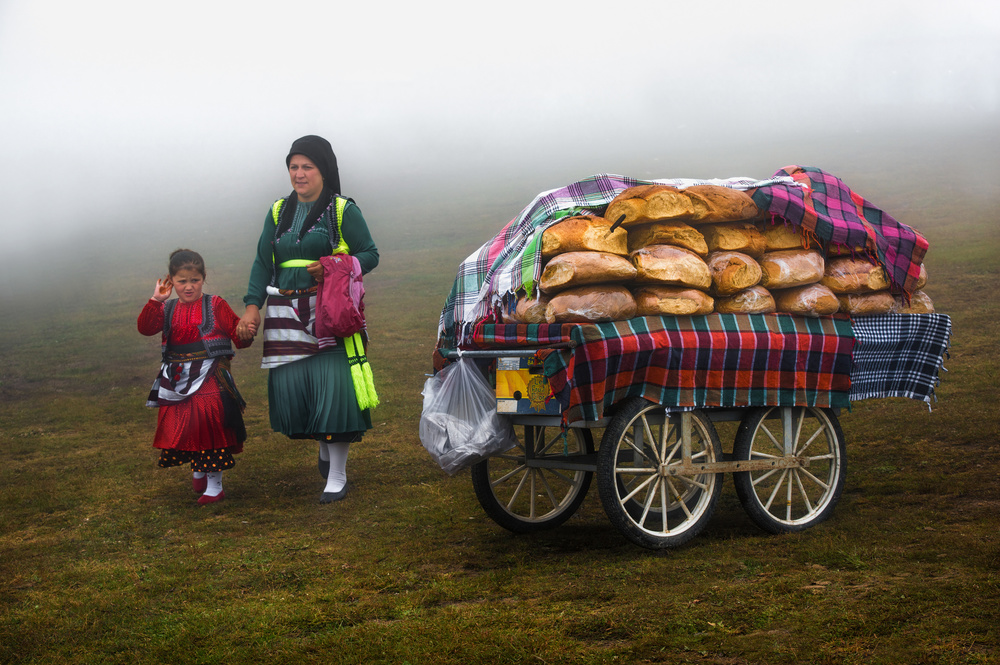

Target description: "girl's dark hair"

left=168, top=249, right=206, bottom=278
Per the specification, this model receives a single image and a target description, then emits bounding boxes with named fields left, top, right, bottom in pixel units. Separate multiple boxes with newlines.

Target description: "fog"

left=1, top=0, right=998, bottom=293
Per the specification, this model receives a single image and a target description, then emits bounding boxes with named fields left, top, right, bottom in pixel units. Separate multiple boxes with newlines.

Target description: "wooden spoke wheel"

left=597, top=397, right=724, bottom=550
left=471, top=425, right=594, bottom=533
left=733, top=406, right=846, bottom=534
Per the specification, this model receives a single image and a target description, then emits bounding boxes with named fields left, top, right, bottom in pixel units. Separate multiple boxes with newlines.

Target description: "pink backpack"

left=315, top=254, right=365, bottom=338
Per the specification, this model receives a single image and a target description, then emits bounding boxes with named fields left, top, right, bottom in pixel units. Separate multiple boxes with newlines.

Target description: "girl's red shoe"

left=192, top=475, right=208, bottom=493
left=198, top=491, right=225, bottom=505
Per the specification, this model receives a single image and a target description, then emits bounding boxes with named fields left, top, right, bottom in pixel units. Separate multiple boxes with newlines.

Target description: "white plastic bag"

left=419, top=357, right=518, bottom=475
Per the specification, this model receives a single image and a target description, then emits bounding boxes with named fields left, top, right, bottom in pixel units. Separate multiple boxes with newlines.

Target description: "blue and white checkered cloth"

left=849, top=313, right=952, bottom=409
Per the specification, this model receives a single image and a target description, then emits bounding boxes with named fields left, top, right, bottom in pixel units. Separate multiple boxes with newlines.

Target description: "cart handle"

left=442, top=342, right=576, bottom=360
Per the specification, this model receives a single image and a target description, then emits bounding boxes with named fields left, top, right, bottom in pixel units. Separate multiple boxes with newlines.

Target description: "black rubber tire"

left=733, top=406, right=846, bottom=534
left=596, top=397, right=724, bottom=550
left=471, top=426, right=594, bottom=533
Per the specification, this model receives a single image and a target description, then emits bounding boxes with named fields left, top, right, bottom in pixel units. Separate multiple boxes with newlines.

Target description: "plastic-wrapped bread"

left=539, top=251, right=637, bottom=294
left=545, top=284, right=637, bottom=323
left=821, top=256, right=891, bottom=294
left=701, top=222, right=767, bottom=257
left=714, top=285, right=776, bottom=314
left=501, top=294, right=550, bottom=324
left=763, top=222, right=809, bottom=251
left=630, top=244, right=712, bottom=290
left=605, top=184, right=759, bottom=228
left=893, top=290, right=935, bottom=314
left=706, top=251, right=762, bottom=295
left=825, top=243, right=868, bottom=257
left=759, top=249, right=825, bottom=289
left=541, top=216, right=628, bottom=258
left=837, top=291, right=895, bottom=316
left=626, top=220, right=708, bottom=256
left=772, top=284, right=840, bottom=317
left=632, top=285, right=714, bottom=316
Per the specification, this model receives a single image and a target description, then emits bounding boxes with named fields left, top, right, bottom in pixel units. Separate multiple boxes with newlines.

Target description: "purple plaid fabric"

left=751, top=166, right=928, bottom=297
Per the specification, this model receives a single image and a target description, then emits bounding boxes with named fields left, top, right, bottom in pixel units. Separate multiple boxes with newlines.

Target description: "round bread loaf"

left=541, top=215, right=628, bottom=258
left=605, top=184, right=758, bottom=229
left=632, top=285, right=714, bottom=316
left=684, top=185, right=761, bottom=224
left=837, top=291, right=896, bottom=316
left=759, top=249, right=825, bottom=289
left=915, top=263, right=928, bottom=289
left=763, top=222, right=808, bottom=251
left=626, top=220, right=708, bottom=256
left=501, top=293, right=550, bottom=324
left=545, top=284, right=637, bottom=323
left=713, top=285, right=776, bottom=314
left=701, top=222, right=767, bottom=257
left=706, top=251, right=762, bottom=295
left=893, top=289, right=934, bottom=314
left=772, top=284, right=840, bottom=317
left=539, top=251, right=638, bottom=294
left=821, top=256, right=891, bottom=294
left=630, top=244, right=712, bottom=290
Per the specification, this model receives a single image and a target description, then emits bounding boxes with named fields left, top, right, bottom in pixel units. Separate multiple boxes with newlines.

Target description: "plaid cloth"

left=751, top=166, right=928, bottom=297
left=438, top=173, right=800, bottom=343
left=849, top=313, right=952, bottom=408
left=473, top=313, right=856, bottom=424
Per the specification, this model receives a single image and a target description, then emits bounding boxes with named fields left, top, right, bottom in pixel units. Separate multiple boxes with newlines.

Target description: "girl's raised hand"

left=152, top=276, right=173, bottom=302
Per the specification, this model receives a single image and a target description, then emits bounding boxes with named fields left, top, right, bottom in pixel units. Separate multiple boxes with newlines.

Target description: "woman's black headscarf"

left=277, top=135, right=343, bottom=240
left=286, top=134, right=341, bottom=196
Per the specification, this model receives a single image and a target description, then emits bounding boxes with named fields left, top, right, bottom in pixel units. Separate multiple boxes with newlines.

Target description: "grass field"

left=1, top=145, right=998, bottom=664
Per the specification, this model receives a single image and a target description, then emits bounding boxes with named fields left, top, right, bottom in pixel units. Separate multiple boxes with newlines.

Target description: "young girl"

left=138, top=249, right=252, bottom=505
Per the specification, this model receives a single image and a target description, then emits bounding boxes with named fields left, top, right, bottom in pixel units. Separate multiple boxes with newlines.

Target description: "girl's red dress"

left=138, top=296, right=251, bottom=467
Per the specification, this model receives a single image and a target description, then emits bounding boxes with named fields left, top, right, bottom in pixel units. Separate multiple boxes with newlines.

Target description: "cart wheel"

left=597, top=397, right=724, bottom=550
left=470, top=426, right=594, bottom=533
left=733, top=406, right=846, bottom=534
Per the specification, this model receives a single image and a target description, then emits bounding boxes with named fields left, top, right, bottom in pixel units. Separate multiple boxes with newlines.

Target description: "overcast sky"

left=0, top=0, right=997, bottom=258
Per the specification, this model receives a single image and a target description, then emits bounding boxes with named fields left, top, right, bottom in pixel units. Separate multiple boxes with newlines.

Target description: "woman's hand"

left=152, top=276, right=172, bottom=302
left=306, top=260, right=323, bottom=283
left=237, top=305, right=261, bottom=342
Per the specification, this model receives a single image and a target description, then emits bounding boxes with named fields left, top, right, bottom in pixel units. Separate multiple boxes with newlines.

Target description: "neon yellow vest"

left=271, top=196, right=350, bottom=269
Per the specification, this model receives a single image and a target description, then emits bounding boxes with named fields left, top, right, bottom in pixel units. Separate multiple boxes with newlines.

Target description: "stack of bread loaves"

left=503, top=215, right=638, bottom=323
left=501, top=185, right=932, bottom=324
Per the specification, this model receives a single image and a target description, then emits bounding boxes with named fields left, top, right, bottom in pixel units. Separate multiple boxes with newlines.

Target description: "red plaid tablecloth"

left=470, top=313, right=856, bottom=424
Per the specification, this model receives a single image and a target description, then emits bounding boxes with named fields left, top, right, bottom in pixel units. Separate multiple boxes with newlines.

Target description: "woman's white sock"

left=323, top=442, right=350, bottom=493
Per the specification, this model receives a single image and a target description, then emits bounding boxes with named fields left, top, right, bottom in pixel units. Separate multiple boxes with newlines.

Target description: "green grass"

left=1, top=154, right=999, bottom=664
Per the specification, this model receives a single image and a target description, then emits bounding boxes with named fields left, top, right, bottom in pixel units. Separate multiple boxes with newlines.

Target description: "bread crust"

left=539, top=251, right=637, bottom=294
left=713, top=286, right=776, bottom=314
left=706, top=251, right=762, bottom=295
left=630, top=244, right=712, bottom=290
left=626, top=220, right=708, bottom=256
left=759, top=249, right=825, bottom=289
left=545, top=284, right=637, bottom=323
left=632, top=285, right=714, bottom=316
left=893, top=290, right=934, bottom=314
left=541, top=215, right=628, bottom=258
left=821, top=256, right=891, bottom=294
left=501, top=294, right=550, bottom=324
left=837, top=291, right=895, bottom=316
left=772, top=283, right=840, bottom=316
left=605, top=184, right=758, bottom=229
left=701, top=222, right=767, bottom=257
left=762, top=222, right=809, bottom=252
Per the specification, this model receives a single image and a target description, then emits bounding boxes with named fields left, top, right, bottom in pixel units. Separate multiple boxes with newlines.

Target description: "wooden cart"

left=438, top=312, right=951, bottom=550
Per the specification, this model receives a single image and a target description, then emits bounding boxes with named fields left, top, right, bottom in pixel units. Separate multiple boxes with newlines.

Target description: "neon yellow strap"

left=270, top=197, right=350, bottom=269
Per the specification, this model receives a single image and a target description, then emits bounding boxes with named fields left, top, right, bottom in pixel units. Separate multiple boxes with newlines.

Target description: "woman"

left=238, top=135, right=379, bottom=503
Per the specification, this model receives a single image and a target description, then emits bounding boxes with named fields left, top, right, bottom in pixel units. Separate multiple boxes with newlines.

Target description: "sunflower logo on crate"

left=495, top=354, right=561, bottom=415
